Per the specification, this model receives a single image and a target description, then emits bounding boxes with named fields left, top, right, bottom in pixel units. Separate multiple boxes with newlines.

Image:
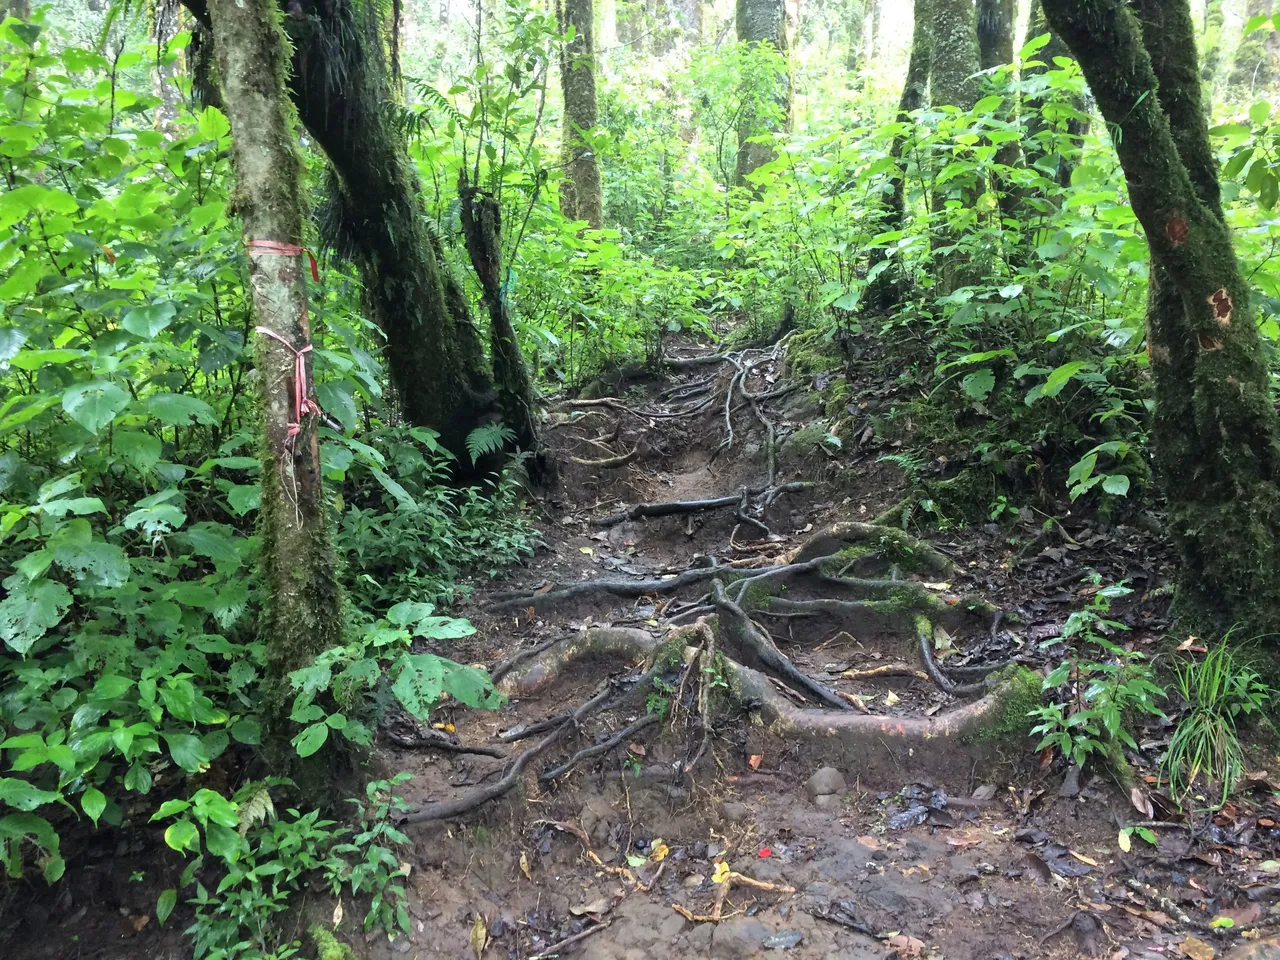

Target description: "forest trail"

left=368, top=339, right=1275, bottom=960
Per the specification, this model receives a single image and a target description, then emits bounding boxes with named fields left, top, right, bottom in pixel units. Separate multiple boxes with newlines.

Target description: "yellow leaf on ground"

left=469, top=913, right=488, bottom=960
left=885, top=690, right=901, bottom=706
left=519, top=851, right=532, bottom=881
left=1118, top=830, right=1132, bottom=853
left=712, top=861, right=731, bottom=884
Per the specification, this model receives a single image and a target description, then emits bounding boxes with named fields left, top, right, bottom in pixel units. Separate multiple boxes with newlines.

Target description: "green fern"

left=466, top=422, right=515, bottom=464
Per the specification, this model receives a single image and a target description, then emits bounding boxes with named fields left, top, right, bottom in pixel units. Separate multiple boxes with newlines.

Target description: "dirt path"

left=371, top=342, right=1277, bottom=960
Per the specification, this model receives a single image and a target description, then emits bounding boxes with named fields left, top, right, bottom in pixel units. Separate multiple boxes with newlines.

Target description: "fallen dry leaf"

left=519, top=851, right=532, bottom=881
left=1118, top=830, right=1132, bottom=853
left=570, top=898, right=612, bottom=916
left=748, top=754, right=763, bottom=770
left=628, top=743, right=646, bottom=756
left=1070, top=850, right=1098, bottom=867
left=885, top=690, right=901, bottom=706
left=469, top=913, right=488, bottom=960
left=1180, top=935, right=1215, bottom=960
left=1130, top=786, right=1154, bottom=818
left=332, top=900, right=344, bottom=927
left=856, top=835, right=882, bottom=851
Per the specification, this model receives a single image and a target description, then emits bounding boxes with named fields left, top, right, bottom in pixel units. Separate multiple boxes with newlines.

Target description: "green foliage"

left=1161, top=635, right=1272, bottom=807
left=1029, top=578, right=1166, bottom=769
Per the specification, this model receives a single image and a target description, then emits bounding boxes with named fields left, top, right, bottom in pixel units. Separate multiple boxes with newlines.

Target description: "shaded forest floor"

left=9, top=336, right=1280, bottom=960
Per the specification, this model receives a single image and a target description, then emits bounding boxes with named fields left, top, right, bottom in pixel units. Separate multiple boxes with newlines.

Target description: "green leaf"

left=149, top=799, right=191, bottom=821
left=230, top=718, right=260, bottom=745
left=960, top=368, right=995, bottom=401
left=315, top=381, right=357, bottom=432
left=441, top=660, right=505, bottom=710
left=225, top=484, right=261, bottom=516
left=62, top=381, right=130, bottom=434
left=391, top=654, right=445, bottom=720
left=52, top=540, right=131, bottom=589
left=163, top=819, right=200, bottom=853
left=387, top=601, right=435, bottom=626
left=81, top=787, right=106, bottom=826
left=1038, top=361, right=1088, bottom=400
left=122, top=302, right=178, bottom=339
left=0, top=777, right=60, bottom=811
left=123, top=503, right=187, bottom=538
left=1100, top=474, right=1130, bottom=496
left=0, top=577, right=72, bottom=654
left=43, top=857, right=65, bottom=883
left=163, top=732, right=209, bottom=773
left=6, top=349, right=84, bottom=371
left=114, top=431, right=163, bottom=472
left=142, top=393, right=217, bottom=426
left=156, top=888, right=177, bottom=925
left=292, top=723, right=329, bottom=758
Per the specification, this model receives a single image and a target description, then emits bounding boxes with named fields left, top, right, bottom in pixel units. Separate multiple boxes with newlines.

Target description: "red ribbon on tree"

left=245, top=239, right=323, bottom=438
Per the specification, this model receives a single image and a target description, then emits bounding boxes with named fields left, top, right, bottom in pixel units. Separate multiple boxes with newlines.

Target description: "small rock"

left=720, top=801, right=750, bottom=823
left=763, top=929, right=804, bottom=949
left=813, top=794, right=841, bottom=812
left=805, top=767, right=846, bottom=800
left=971, top=783, right=997, bottom=801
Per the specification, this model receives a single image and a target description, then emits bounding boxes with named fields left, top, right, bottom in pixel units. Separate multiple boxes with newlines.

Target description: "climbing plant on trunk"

left=206, top=0, right=343, bottom=755
left=558, top=0, right=604, bottom=229
left=1043, top=0, right=1280, bottom=637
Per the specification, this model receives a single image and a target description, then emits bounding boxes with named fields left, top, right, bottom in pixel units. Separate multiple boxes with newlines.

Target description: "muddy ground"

left=6, top=339, right=1280, bottom=960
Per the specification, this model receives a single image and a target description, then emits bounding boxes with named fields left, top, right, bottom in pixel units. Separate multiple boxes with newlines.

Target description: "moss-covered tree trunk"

left=866, top=0, right=932, bottom=310
left=207, top=0, right=342, bottom=752
left=183, top=0, right=497, bottom=466
left=1043, top=0, right=1280, bottom=636
left=734, top=0, right=790, bottom=185
left=843, top=0, right=863, bottom=75
left=1200, top=0, right=1225, bottom=108
left=930, top=0, right=981, bottom=112
left=150, top=0, right=184, bottom=134
left=558, top=0, right=605, bottom=229
left=458, top=181, right=543, bottom=467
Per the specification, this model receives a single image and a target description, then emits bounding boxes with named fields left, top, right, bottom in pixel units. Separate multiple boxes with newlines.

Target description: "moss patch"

left=963, top=664, right=1042, bottom=747
left=309, top=926, right=359, bottom=960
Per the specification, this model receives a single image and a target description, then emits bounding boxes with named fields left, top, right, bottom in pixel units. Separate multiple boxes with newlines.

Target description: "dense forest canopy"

left=3, top=0, right=1280, bottom=957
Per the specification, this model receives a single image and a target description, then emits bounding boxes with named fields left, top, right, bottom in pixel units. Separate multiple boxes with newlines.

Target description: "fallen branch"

left=570, top=446, right=639, bottom=468
left=917, top=621, right=987, bottom=697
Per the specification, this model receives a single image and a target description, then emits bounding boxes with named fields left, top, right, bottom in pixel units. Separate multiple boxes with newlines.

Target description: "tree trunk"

left=558, top=0, right=605, bottom=229
left=677, top=0, right=703, bottom=42
left=977, top=0, right=1013, bottom=69
left=458, top=180, right=544, bottom=469
left=866, top=0, right=932, bottom=310
left=1200, top=0, right=1224, bottom=108
left=930, top=0, right=981, bottom=112
left=207, top=0, right=343, bottom=760
left=1043, top=0, right=1280, bottom=636
left=735, top=0, right=790, bottom=185
left=864, top=0, right=880, bottom=62
left=2, top=0, right=31, bottom=17
left=182, top=0, right=497, bottom=467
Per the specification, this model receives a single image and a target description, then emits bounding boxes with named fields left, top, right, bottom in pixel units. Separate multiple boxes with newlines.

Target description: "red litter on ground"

left=758, top=848, right=772, bottom=858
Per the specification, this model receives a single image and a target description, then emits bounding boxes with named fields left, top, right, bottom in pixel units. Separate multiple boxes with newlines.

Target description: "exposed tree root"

left=540, top=713, right=660, bottom=782
left=490, top=566, right=777, bottom=614
left=712, top=581, right=854, bottom=712
left=789, top=521, right=955, bottom=576
left=380, top=726, right=507, bottom=759
left=592, top=482, right=813, bottom=529
left=570, top=447, right=639, bottom=468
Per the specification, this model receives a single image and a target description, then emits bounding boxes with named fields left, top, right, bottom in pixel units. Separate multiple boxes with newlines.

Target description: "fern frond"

left=233, top=782, right=276, bottom=836
left=466, top=422, right=516, bottom=464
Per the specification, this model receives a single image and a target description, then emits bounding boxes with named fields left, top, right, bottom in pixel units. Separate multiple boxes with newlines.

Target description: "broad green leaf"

left=292, top=723, right=329, bottom=758
left=1039, top=361, right=1088, bottom=400
left=0, top=577, right=72, bottom=654
left=123, top=503, right=187, bottom=537
left=0, top=777, right=60, bottom=811
left=122, top=302, right=178, bottom=339
left=961, top=369, right=995, bottom=401
left=81, top=787, right=106, bottom=826
left=113, top=431, right=162, bottom=473
left=52, top=540, right=131, bottom=589
left=163, top=819, right=200, bottom=853
left=156, top=889, right=177, bottom=925
left=163, top=732, right=209, bottom=773
left=441, top=660, right=505, bottom=710
left=1101, top=474, right=1131, bottom=496
left=391, top=654, right=445, bottom=720
left=387, top=601, right=435, bottom=626
left=62, top=381, right=130, bottom=434
left=142, top=393, right=217, bottom=426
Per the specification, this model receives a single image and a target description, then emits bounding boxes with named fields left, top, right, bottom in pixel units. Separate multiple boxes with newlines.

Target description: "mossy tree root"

left=790, top=521, right=956, bottom=576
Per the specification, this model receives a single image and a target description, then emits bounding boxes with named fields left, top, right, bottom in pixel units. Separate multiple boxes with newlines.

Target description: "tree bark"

left=182, top=0, right=498, bottom=467
left=458, top=181, right=543, bottom=467
left=735, top=0, right=791, bottom=185
left=1228, top=0, right=1278, bottom=97
left=151, top=0, right=184, bottom=135
left=844, top=0, right=863, bottom=75
left=558, top=0, right=605, bottom=229
left=930, top=0, right=981, bottom=112
left=207, top=0, right=343, bottom=758
left=977, top=0, right=1013, bottom=70
left=1043, top=0, right=1280, bottom=636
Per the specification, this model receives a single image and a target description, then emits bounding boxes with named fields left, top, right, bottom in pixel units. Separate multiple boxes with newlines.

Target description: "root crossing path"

left=381, top=342, right=1078, bottom=960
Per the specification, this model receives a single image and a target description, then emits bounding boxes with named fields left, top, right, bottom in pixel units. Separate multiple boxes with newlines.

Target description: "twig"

left=917, top=623, right=987, bottom=697
left=528, top=921, right=611, bottom=959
